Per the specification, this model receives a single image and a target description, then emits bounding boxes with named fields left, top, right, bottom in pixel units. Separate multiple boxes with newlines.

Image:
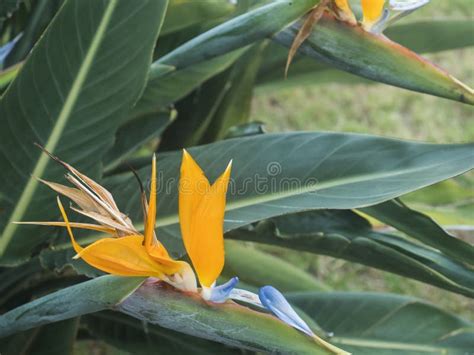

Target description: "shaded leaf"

left=132, top=49, right=246, bottom=118
left=201, top=42, right=267, bottom=143
left=159, top=42, right=266, bottom=151
left=227, top=209, right=474, bottom=297
left=4, top=0, right=59, bottom=67
left=39, top=248, right=103, bottom=279
left=288, top=292, right=474, bottom=354
left=223, top=240, right=330, bottom=292
left=26, top=318, right=79, bottom=355
left=104, top=110, right=175, bottom=171
left=157, top=64, right=235, bottom=151
left=0, top=0, right=22, bottom=23
left=83, top=311, right=242, bottom=355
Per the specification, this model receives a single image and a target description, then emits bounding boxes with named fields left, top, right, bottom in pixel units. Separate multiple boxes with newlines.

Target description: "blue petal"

left=209, top=276, right=239, bottom=303
left=259, top=285, right=314, bottom=337
left=0, top=34, right=22, bottom=68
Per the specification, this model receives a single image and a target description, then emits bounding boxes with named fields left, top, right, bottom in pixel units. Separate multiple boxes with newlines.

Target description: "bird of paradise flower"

left=18, top=149, right=349, bottom=354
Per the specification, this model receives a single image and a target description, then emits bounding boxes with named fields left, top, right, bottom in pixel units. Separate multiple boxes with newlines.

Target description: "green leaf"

left=287, top=292, right=474, bottom=354
left=157, top=0, right=319, bottom=69
left=0, top=0, right=168, bottom=265
left=274, top=14, right=474, bottom=104
left=158, top=43, right=265, bottom=151
left=227, top=210, right=474, bottom=297
left=223, top=240, right=330, bottom=292
left=161, top=0, right=236, bottom=36
left=0, top=276, right=345, bottom=354
left=0, top=0, right=22, bottom=23
left=0, top=258, right=40, bottom=300
left=98, top=132, right=474, bottom=255
left=132, top=49, right=246, bottom=118
left=4, top=0, right=59, bottom=67
left=104, top=110, right=176, bottom=171
left=39, top=248, right=103, bottom=279
left=157, top=63, right=236, bottom=151
left=360, top=199, right=474, bottom=266
left=0, top=275, right=145, bottom=338
left=83, top=311, right=242, bottom=355
left=200, top=42, right=267, bottom=143
left=0, top=328, right=37, bottom=355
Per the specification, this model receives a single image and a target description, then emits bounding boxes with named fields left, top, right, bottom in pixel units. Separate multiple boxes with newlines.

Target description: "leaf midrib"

left=0, top=0, right=118, bottom=256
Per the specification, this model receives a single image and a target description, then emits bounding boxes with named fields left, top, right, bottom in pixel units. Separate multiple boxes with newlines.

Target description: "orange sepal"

left=57, top=197, right=183, bottom=277
left=179, top=151, right=232, bottom=287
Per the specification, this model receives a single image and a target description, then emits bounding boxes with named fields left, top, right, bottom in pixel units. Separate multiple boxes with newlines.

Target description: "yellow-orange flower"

left=179, top=149, right=232, bottom=289
left=18, top=150, right=232, bottom=296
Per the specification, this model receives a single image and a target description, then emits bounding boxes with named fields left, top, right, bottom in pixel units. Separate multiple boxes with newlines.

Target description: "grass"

left=250, top=0, right=474, bottom=319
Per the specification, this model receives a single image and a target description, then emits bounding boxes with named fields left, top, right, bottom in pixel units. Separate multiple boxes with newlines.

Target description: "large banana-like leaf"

left=288, top=292, right=474, bottom=354
left=227, top=210, right=474, bottom=297
left=360, top=199, right=474, bottom=266
left=0, top=0, right=168, bottom=265
left=95, top=132, right=473, bottom=250
left=0, top=275, right=341, bottom=354
left=274, top=14, right=474, bottom=104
